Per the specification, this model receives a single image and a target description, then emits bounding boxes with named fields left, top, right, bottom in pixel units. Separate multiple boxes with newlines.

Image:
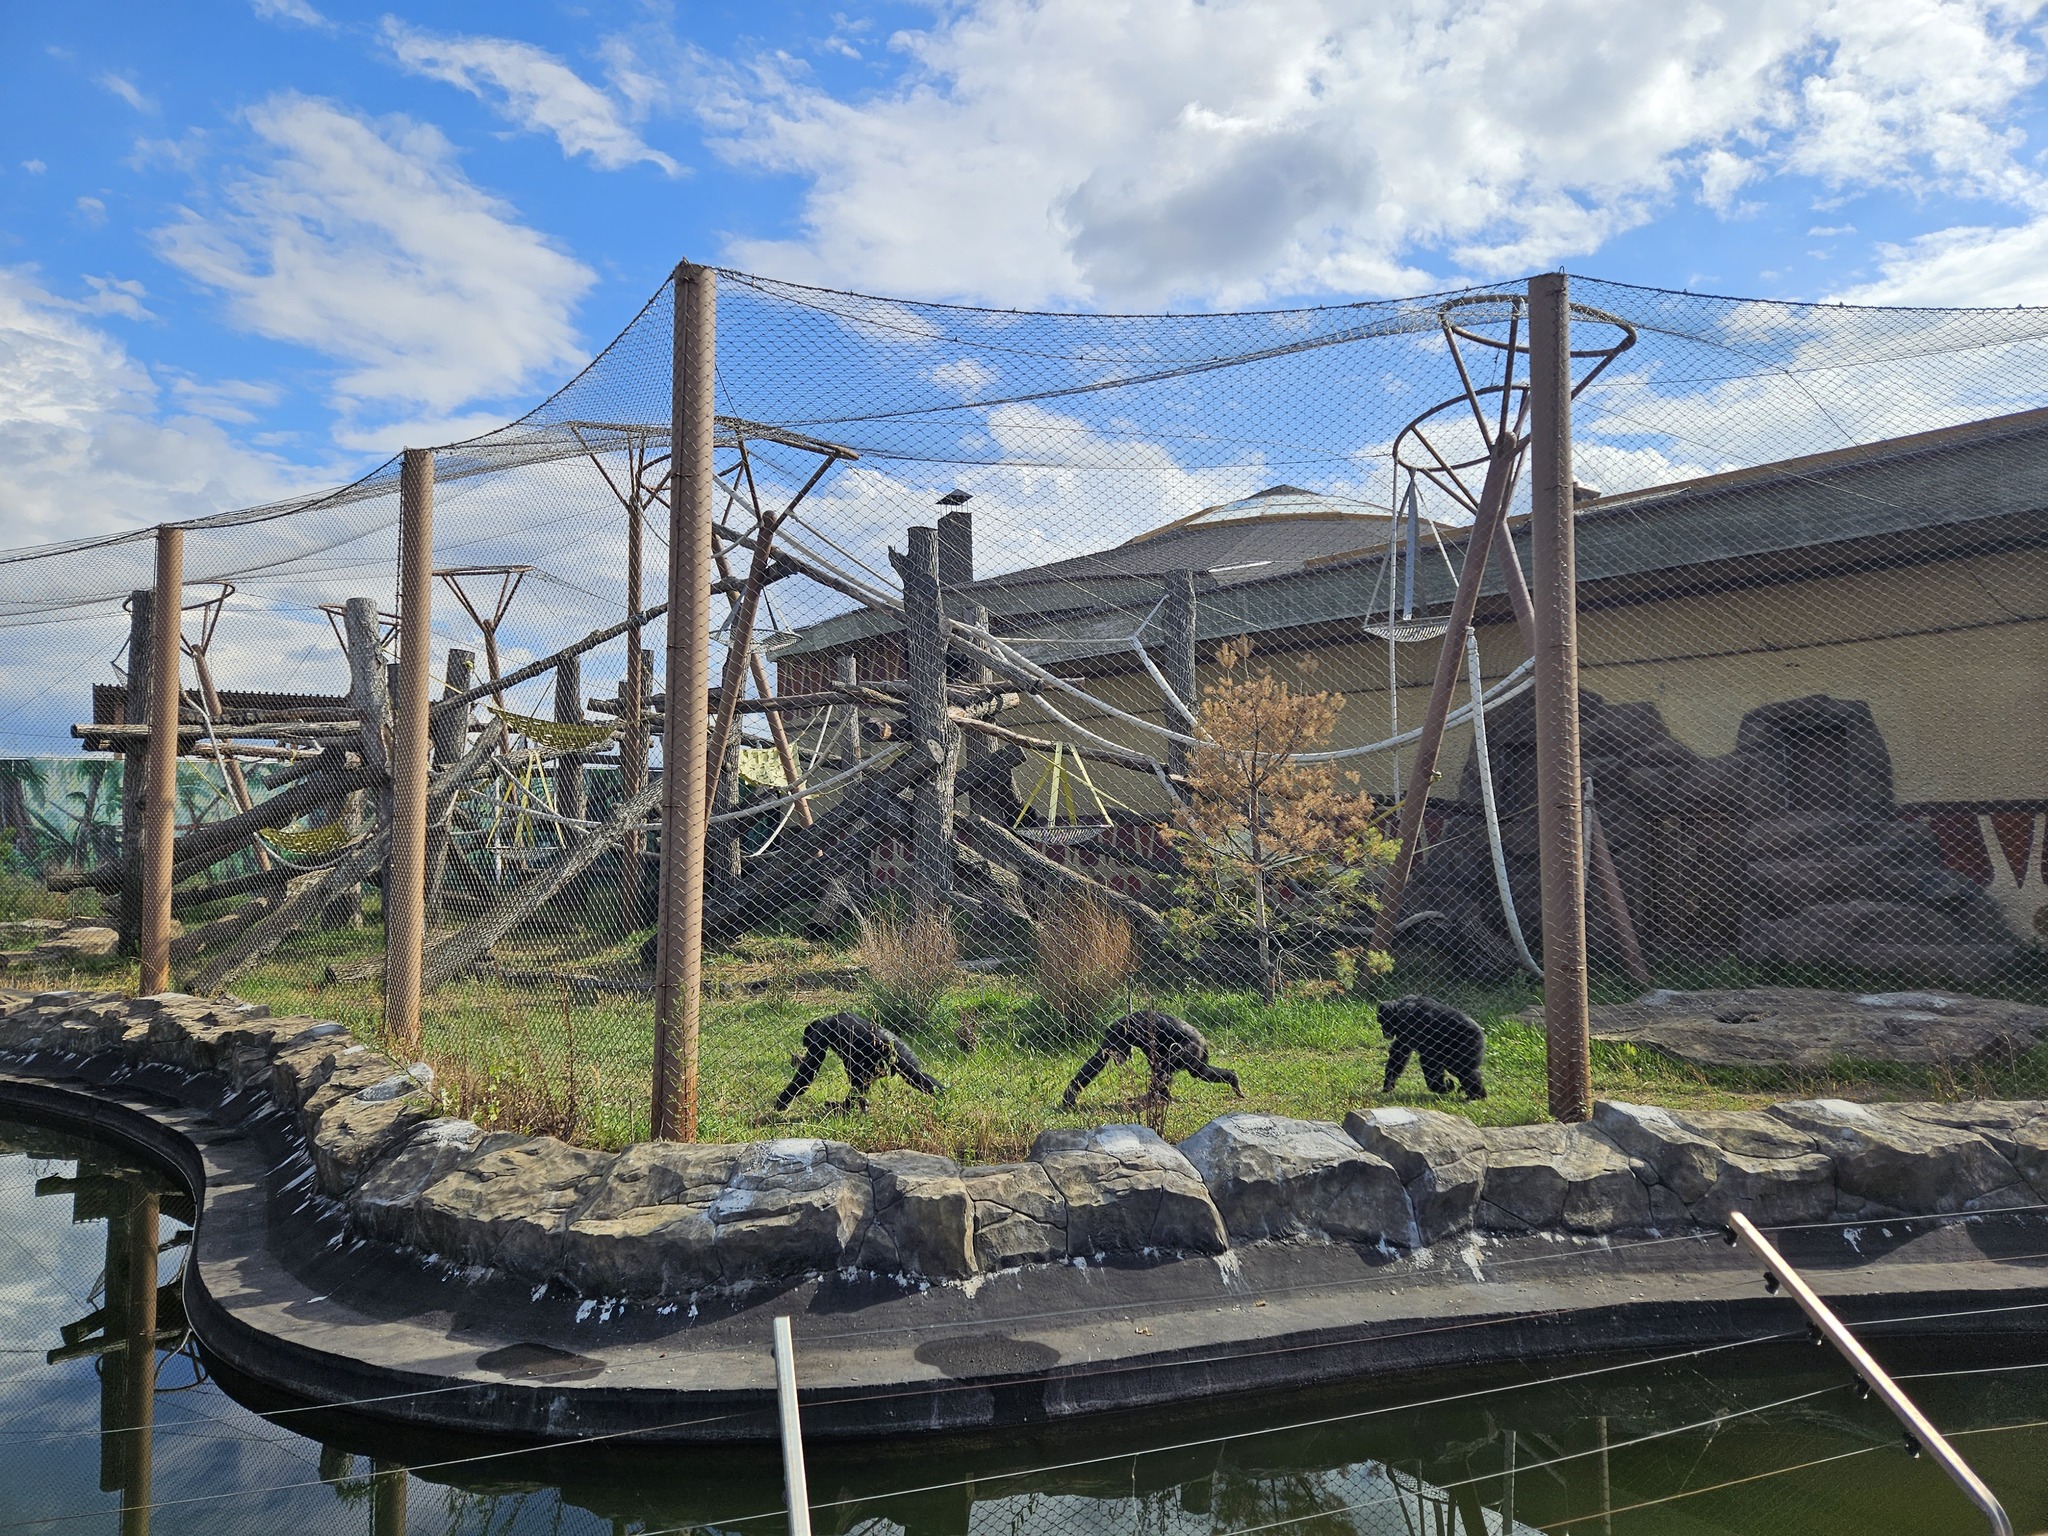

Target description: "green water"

left=4, top=1112, right=2048, bottom=1536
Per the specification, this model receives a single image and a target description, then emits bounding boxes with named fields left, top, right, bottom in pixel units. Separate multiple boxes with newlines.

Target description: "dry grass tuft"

left=858, top=909, right=958, bottom=1037
left=1033, top=891, right=1136, bottom=1040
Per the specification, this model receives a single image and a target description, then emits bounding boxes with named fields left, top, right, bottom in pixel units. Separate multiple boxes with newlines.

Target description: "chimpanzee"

left=1378, top=994, right=1487, bottom=1100
left=1061, top=1009, right=1245, bottom=1110
left=774, top=1011, right=944, bottom=1113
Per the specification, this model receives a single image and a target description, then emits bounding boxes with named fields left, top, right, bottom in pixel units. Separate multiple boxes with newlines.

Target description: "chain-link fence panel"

left=0, top=269, right=2042, bottom=1153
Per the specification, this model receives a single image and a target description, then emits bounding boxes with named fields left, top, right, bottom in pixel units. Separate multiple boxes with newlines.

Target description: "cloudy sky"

left=5, top=0, right=2048, bottom=549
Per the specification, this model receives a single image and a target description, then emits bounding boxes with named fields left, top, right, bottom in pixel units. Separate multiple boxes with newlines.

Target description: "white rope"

left=710, top=742, right=906, bottom=824
left=1466, top=631, right=1540, bottom=976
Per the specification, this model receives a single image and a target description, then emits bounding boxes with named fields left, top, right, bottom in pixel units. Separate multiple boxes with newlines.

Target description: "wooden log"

left=172, top=867, right=290, bottom=914
left=423, top=649, right=474, bottom=928
left=420, top=766, right=668, bottom=994
left=891, top=526, right=955, bottom=914
left=430, top=604, right=668, bottom=721
left=342, top=597, right=391, bottom=782
left=618, top=646, right=651, bottom=933
left=189, top=722, right=502, bottom=993
left=952, top=713, right=1187, bottom=788
left=1585, top=778, right=1652, bottom=987
left=957, top=811, right=1166, bottom=938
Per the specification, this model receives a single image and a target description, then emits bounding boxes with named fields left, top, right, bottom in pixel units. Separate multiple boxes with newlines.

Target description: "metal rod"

left=1529, top=271, right=1592, bottom=1123
left=1727, top=1213, right=2014, bottom=1536
left=138, top=527, right=182, bottom=995
left=654, top=262, right=715, bottom=1142
left=771, top=1316, right=813, bottom=1536
left=1370, top=439, right=1518, bottom=953
left=386, top=447, right=435, bottom=1054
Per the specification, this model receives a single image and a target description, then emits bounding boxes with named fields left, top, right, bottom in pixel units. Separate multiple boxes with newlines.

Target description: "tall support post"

left=654, top=263, right=716, bottom=1142
left=117, top=590, right=153, bottom=958
left=892, top=525, right=954, bottom=914
left=138, top=528, right=182, bottom=996
left=386, top=448, right=435, bottom=1056
left=621, top=473, right=649, bottom=933
left=836, top=653, right=863, bottom=773
left=370, top=1461, right=408, bottom=1536
left=1529, top=272, right=1591, bottom=1122
left=1160, top=570, right=1198, bottom=781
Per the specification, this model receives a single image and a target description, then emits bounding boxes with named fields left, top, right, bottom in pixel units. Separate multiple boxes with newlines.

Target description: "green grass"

left=9, top=912, right=2045, bottom=1160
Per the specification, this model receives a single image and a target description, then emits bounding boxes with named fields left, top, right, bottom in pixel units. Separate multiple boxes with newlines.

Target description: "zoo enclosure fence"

left=0, top=263, right=2042, bottom=1151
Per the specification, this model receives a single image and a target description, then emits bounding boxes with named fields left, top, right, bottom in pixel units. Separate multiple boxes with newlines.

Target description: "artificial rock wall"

left=6, top=989, right=2048, bottom=1299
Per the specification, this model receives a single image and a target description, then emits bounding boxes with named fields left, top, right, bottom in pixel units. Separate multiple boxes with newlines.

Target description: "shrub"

left=859, top=909, right=958, bottom=1036
left=1032, top=891, right=1136, bottom=1040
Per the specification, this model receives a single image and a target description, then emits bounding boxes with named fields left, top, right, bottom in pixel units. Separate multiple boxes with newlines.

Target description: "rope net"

left=0, top=267, right=2041, bottom=1155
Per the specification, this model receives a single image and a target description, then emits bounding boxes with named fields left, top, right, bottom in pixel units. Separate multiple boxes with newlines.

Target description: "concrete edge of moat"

left=8, top=987, right=2048, bottom=1442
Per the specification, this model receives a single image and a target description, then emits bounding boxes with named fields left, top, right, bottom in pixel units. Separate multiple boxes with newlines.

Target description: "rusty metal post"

left=138, top=527, right=182, bottom=995
left=1529, top=272, right=1591, bottom=1122
left=385, top=448, right=435, bottom=1055
left=654, top=263, right=715, bottom=1141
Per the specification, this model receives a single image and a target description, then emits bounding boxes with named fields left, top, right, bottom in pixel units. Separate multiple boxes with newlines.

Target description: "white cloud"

left=20, top=160, right=45, bottom=175
left=1836, top=218, right=2048, bottom=305
left=0, top=267, right=309, bottom=549
left=678, top=0, right=2048, bottom=305
left=168, top=375, right=283, bottom=424
left=251, top=0, right=329, bottom=27
left=152, top=93, right=596, bottom=420
left=73, top=196, right=107, bottom=227
left=97, top=73, right=152, bottom=113
left=76, top=275, right=150, bottom=320
left=382, top=19, right=680, bottom=175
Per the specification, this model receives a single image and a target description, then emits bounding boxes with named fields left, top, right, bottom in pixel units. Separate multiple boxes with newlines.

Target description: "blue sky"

left=7, top=0, right=2048, bottom=553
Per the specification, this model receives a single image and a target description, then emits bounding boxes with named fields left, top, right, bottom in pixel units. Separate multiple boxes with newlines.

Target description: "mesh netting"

left=0, top=267, right=2042, bottom=1154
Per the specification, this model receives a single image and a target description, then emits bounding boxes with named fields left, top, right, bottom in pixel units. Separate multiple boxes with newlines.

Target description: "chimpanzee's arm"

left=775, top=1045, right=828, bottom=1111
left=1062, top=1047, right=1117, bottom=1108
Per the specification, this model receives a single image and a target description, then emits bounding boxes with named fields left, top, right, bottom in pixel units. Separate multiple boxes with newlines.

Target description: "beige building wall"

left=1003, top=547, right=2046, bottom=818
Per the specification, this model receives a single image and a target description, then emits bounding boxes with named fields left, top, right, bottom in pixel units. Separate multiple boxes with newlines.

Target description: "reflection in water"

left=6, top=1110, right=2048, bottom=1535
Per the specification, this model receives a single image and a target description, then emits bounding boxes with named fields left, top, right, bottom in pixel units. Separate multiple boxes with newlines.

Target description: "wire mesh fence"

left=0, top=268, right=2043, bottom=1155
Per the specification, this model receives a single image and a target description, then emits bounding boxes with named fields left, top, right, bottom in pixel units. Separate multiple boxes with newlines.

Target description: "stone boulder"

left=1769, top=1099, right=2028, bottom=1216
left=350, top=1119, right=503, bottom=1245
left=140, top=994, right=276, bottom=1073
left=310, top=1079, right=436, bottom=1194
left=1029, top=1126, right=1228, bottom=1257
left=1474, top=1124, right=1650, bottom=1234
left=557, top=1142, right=749, bottom=1295
left=705, top=1139, right=873, bottom=1280
left=1179, top=1113, right=1414, bottom=1247
left=1343, top=1107, right=1487, bottom=1243
left=1894, top=1102, right=2048, bottom=1200
left=962, top=1163, right=1070, bottom=1269
left=413, top=1136, right=615, bottom=1274
left=859, top=1151, right=976, bottom=1281
left=1592, top=1100, right=1834, bottom=1225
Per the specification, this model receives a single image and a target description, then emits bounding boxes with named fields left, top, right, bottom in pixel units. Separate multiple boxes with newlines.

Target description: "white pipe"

left=771, top=1316, right=813, bottom=1536
left=1467, top=631, right=1541, bottom=976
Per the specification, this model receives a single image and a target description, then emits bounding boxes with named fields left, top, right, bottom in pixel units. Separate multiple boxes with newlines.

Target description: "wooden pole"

left=1585, top=778, right=1652, bottom=987
left=117, top=590, right=152, bottom=959
left=892, top=525, right=954, bottom=914
left=385, top=448, right=435, bottom=1056
left=1369, top=443, right=1518, bottom=953
left=654, top=263, right=715, bottom=1142
left=424, top=647, right=473, bottom=927
left=112, top=1186, right=158, bottom=1536
left=1160, top=570, right=1198, bottom=781
left=1530, top=272, right=1591, bottom=1122
left=553, top=653, right=586, bottom=824
left=138, top=528, right=182, bottom=995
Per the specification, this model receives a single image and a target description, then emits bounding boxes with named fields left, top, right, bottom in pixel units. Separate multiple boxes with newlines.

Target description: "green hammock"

left=259, top=822, right=355, bottom=858
left=490, top=708, right=619, bottom=752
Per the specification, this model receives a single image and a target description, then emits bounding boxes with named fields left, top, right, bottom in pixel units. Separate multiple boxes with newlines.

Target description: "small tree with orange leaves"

left=1162, top=642, right=1395, bottom=1004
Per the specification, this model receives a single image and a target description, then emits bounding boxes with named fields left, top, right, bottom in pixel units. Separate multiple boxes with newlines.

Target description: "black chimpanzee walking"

left=1061, top=1009, right=1244, bottom=1110
left=774, top=1011, right=944, bottom=1113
